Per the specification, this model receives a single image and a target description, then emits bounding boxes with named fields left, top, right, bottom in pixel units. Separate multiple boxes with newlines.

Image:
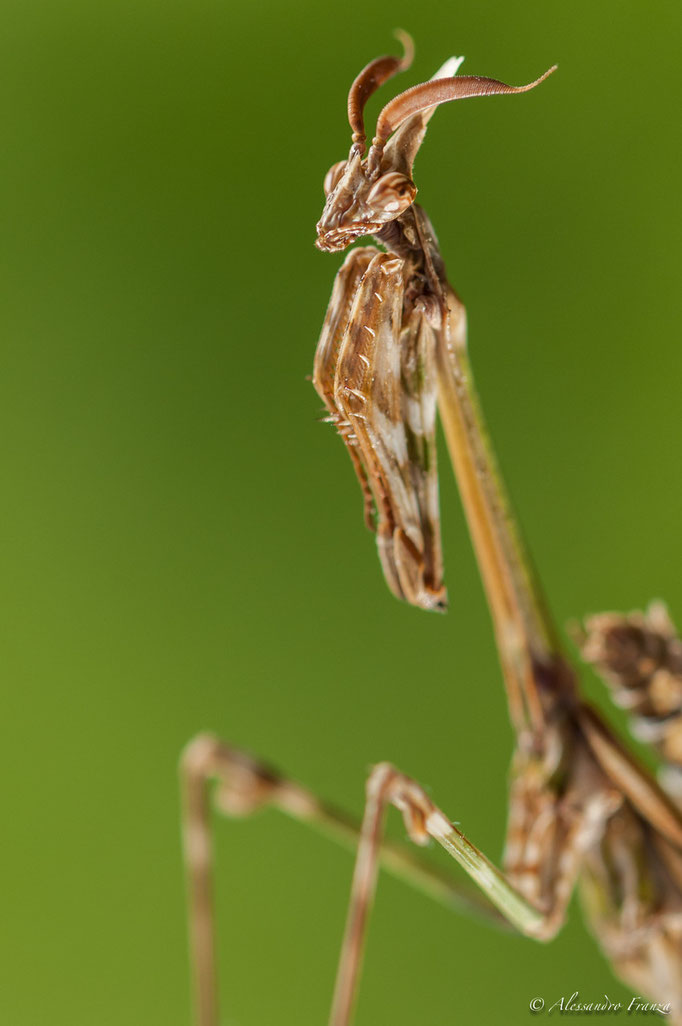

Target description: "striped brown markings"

left=313, top=250, right=446, bottom=610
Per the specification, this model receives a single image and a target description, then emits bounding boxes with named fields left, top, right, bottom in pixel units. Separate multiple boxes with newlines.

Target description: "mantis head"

left=315, top=32, right=555, bottom=253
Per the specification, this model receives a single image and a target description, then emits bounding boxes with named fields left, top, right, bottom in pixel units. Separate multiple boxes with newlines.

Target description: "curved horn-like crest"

left=370, top=65, right=557, bottom=157
left=382, top=55, right=464, bottom=178
left=347, top=30, right=414, bottom=153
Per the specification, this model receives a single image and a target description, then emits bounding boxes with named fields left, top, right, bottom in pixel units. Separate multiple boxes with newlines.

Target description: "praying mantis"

left=181, top=34, right=682, bottom=1026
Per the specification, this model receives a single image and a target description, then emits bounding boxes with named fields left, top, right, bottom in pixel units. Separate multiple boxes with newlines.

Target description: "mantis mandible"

left=181, top=34, right=682, bottom=1026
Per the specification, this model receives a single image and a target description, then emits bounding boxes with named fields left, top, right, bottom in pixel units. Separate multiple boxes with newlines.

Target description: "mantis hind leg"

left=180, top=735, right=510, bottom=1026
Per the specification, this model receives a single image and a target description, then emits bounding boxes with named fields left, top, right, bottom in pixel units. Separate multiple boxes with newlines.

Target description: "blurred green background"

left=2, top=1, right=682, bottom=1024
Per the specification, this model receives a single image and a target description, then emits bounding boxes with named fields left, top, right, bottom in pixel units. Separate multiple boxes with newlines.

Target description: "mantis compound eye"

left=366, top=171, right=416, bottom=217
left=323, top=161, right=347, bottom=196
